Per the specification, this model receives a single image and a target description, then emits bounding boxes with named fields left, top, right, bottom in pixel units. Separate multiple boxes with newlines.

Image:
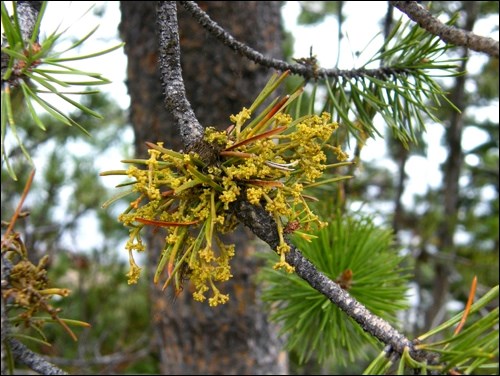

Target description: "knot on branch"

left=186, top=138, right=222, bottom=166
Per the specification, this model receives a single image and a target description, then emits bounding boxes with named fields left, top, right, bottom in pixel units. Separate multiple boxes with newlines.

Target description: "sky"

left=4, top=1, right=498, bottom=255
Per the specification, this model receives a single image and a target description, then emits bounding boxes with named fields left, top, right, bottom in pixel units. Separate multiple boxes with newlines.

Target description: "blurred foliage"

left=296, top=1, right=341, bottom=25
left=1, top=92, right=131, bottom=255
left=1, top=89, right=144, bottom=372
left=474, top=58, right=499, bottom=100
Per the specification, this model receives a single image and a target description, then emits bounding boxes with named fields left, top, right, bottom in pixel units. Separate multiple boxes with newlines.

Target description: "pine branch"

left=157, top=0, right=439, bottom=366
left=232, top=200, right=437, bottom=365
left=179, top=0, right=410, bottom=81
left=179, top=0, right=466, bottom=147
left=156, top=1, right=204, bottom=151
left=391, top=1, right=499, bottom=58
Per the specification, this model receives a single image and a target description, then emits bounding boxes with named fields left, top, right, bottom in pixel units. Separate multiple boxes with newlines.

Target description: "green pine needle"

left=1, top=1, right=121, bottom=179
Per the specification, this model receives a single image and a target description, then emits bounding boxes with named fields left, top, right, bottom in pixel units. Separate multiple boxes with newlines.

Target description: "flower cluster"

left=101, top=71, right=350, bottom=306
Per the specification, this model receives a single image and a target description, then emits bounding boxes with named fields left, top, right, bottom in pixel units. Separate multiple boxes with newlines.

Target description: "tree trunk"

left=119, top=2, right=287, bottom=374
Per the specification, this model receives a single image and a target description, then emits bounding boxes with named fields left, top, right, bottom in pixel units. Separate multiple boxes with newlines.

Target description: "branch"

left=49, top=347, right=149, bottom=368
left=232, top=200, right=436, bottom=364
left=1, top=256, right=11, bottom=375
left=1, top=1, right=42, bottom=87
left=178, top=1, right=410, bottom=80
left=391, top=1, right=499, bottom=58
left=156, top=0, right=438, bottom=366
left=16, top=1, right=43, bottom=42
left=156, top=1, right=204, bottom=150
left=6, top=338, right=68, bottom=375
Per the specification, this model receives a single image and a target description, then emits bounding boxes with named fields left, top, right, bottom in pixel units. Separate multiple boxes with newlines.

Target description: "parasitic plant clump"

left=101, top=71, right=351, bottom=306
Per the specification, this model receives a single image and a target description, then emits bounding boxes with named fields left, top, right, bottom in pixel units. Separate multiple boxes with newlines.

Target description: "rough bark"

left=179, top=0, right=412, bottom=81
left=232, top=201, right=426, bottom=359
left=119, top=2, right=287, bottom=374
left=16, top=1, right=43, bottom=41
left=391, top=0, right=499, bottom=58
left=157, top=1, right=204, bottom=151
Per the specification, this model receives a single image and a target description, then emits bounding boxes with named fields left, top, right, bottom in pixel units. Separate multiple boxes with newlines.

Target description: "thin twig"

left=2, top=170, right=35, bottom=243
left=179, top=1, right=410, bottom=80
left=49, top=347, right=150, bottom=368
left=391, top=1, right=499, bottom=58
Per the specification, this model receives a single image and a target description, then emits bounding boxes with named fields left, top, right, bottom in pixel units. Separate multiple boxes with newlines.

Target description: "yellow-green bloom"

left=102, top=71, right=351, bottom=306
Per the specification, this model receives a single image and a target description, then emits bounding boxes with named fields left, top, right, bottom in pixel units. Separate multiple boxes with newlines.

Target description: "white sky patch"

left=282, top=1, right=388, bottom=69
left=40, top=2, right=129, bottom=111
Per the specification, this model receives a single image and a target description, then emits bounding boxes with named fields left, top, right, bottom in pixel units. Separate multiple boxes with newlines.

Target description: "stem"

left=180, top=0, right=412, bottom=80
left=232, top=199, right=437, bottom=364
left=391, top=1, right=499, bottom=58
left=156, top=1, right=204, bottom=150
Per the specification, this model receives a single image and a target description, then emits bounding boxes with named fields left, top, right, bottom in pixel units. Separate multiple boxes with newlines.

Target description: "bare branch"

left=179, top=0, right=410, bottom=80
left=232, top=200, right=437, bottom=365
left=391, top=1, right=499, bottom=58
left=156, top=1, right=204, bottom=150
left=49, top=347, right=150, bottom=368
left=7, top=338, right=68, bottom=375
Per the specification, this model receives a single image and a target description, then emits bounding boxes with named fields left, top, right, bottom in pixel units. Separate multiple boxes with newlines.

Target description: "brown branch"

left=16, top=1, right=43, bottom=42
left=156, top=1, right=204, bottom=150
left=156, top=1, right=438, bottom=366
left=232, top=200, right=437, bottom=365
left=179, top=0, right=410, bottom=80
left=391, top=1, right=499, bottom=58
